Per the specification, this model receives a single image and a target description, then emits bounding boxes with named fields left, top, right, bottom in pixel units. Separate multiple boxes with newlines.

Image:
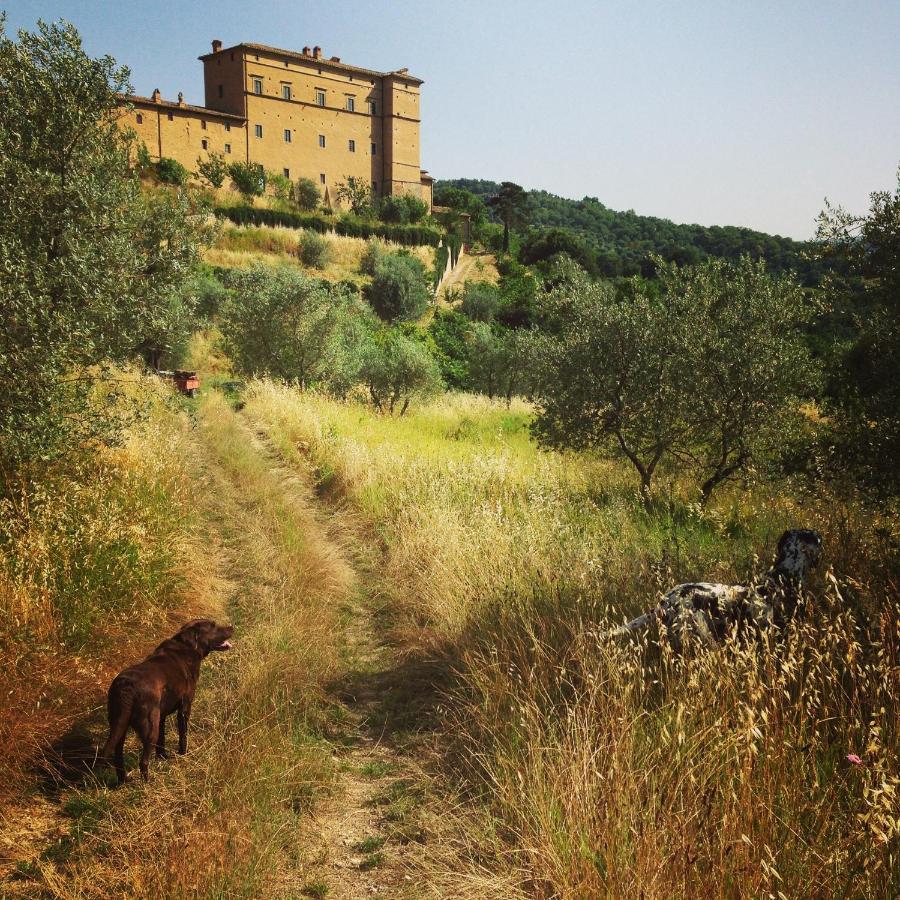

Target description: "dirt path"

left=436, top=250, right=499, bottom=306
left=244, top=422, right=443, bottom=898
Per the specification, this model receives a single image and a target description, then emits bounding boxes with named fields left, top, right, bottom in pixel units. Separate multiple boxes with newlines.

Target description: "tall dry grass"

left=29, top=390, right=357, bottom=897
left=0, top=374, right=206, bottom=795
left=205, top=224, right=434, bottom=285
left=244, top=380, right=899, bottom=898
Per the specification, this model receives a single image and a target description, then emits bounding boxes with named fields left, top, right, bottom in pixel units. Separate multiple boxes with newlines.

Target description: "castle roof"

left=123, top=93, right=246, bottom=121
left=199, top=42, right=424, bottom=86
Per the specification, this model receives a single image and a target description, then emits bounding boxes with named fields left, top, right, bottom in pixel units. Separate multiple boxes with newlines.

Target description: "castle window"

left=225, top=122, right=231, bottom=132
left=201, top=120, right=207, bottom=130
left=167, top=112, right=173, bottom=121
left=283, top=167, right=290, bottom=178
left=282, top=84, right=292, bottom=100
left=255, top=124, right=263, bottom=138
left=201, top=139, right=208, bottom=150
left=284, top=129, right=292, bottom=143
left=225, top=143, right=231, bottom=154
left=136, top=113, right=143, bottom=124
left=320, top=173, right=326, bottom=184
left=367, top=100, right=376, bottom=116
left=252, top=78, right=263, bottom=95
left=318, top=134, right=326, bottom=148
left=371, top=142, right=377, bottom=156
left=346, top=97, right=355, bottom=112
left=348, top=139, right=355, bottom=152
left=218, top=84, right=223, bottom=98
left=315, top=89, right=326, bottom=106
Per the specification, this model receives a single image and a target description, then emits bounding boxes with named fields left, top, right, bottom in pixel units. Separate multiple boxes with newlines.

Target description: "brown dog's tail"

left=101, top=677, right=134, bottom=759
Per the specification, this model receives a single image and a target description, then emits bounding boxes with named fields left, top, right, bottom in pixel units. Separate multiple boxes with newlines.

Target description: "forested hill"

left=436, top=178, right=824, bottom=285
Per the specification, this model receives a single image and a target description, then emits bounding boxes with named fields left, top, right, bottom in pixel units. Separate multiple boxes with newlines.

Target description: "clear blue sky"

left=6, top=0, right=899, bottom=238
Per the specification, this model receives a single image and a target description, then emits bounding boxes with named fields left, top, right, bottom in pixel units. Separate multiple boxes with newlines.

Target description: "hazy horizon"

left=6, top=0, right=899, bottom=239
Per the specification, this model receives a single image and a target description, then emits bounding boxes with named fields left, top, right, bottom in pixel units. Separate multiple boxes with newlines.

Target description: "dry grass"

left=1, top=388, right=357, bottom=896
left=205, top=224, right=435, bottom=286
left=244, top=381, right=900, bottom=898
left=0, top=374, right=206, bottom=799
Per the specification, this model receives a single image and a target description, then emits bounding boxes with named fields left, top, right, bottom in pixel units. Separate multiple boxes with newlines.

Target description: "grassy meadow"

left=242, top=380, right=899, bottom=898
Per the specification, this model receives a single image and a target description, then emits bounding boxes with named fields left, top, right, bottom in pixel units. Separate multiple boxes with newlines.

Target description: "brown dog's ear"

left=177, top=620, right=211, bottom=651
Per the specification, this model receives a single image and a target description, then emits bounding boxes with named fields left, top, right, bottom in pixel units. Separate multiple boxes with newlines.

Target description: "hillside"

left=437, top=177, right=824, bottom=284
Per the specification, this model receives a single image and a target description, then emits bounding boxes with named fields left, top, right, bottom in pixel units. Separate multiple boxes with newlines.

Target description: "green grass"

left=353, top=835, right=386, bottom=853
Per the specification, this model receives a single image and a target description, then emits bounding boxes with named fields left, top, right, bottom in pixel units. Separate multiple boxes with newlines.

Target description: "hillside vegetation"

left=437, top=177, right=824, bottom=283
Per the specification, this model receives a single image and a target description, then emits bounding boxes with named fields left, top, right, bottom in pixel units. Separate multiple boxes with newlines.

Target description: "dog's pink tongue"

left=219, top=640, right=233, bottom=650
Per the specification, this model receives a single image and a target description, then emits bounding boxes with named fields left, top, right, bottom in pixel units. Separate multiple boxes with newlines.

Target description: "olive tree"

left=359, top=328, right=443, bottom=415
left=220, top=265, right=365, bottom=389
left=365, top=255, right=431, bottom=321
left=533, top=258, right=815, bottom=503
left=815, top=167, right=900, bottom=495
left=0, top=17, right=211, bottom=471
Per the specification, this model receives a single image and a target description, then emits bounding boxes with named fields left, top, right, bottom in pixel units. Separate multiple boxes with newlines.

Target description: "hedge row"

left=214, top=206, right=443, bottom=248
left=433, top=245, right=449, bottom=289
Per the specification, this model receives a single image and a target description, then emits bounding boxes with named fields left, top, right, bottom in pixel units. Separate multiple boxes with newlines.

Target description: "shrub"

left=267, top=170, right=294, bottom=203
left=460, top=282, right=501, bottom=322
left=365, top=255, right=431, bottom=322
left=156, top=156, right=190, bottom=186
left=295, top=177, right=321, bottom=212
left=212, top=206, right=442, bottom=247
left=428, top=309, right=472, bottom=389
left=297, top=229, right=331, bottom=269
left=228, top=161, right=266, bottom=200
left=380, top=193, right=430, bottom=225
left=360, top=238, right=388, bottom=276
left=196, top=152, right=228, bottom=188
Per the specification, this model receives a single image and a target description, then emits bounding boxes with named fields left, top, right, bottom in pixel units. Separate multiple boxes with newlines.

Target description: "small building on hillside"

left=119, top=40, right=431, bottom=207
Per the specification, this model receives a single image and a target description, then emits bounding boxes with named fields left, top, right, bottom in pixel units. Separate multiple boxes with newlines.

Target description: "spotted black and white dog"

left=611, top=529, right=823, bottom=652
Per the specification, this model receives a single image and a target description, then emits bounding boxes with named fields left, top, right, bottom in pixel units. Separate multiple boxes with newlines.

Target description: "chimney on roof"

left=330, top=56, right=341, bottom=62
left=177, top=91, right=186, bottom=107
left=152, top=88, right=161, bottom=103
left=212, top=39, right=222, bottom=53
left=313, top=46, right=322, bottom=59
left=302, top=46, right=311, bottom=56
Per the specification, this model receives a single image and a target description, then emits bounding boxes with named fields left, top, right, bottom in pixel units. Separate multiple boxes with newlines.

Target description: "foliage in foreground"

left=0, top=18, right=211, bottom=471
left=246, top=383, right=899, bottom=898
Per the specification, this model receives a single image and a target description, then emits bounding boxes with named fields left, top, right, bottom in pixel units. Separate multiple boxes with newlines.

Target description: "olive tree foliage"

left=359, top=328, right=443, bottom=415
left=467, top=324, right=537, bottom=406
left=533, top=258, right=815, bottom=503
left=657, top=257, right=817, bottom=501
left=219, top=265, right=369, bottom=390
left=365, top=254, right=431, bottom=321
left=0, top=17, right=211, bottom=472
left=815, top=167, right=900, bottom=495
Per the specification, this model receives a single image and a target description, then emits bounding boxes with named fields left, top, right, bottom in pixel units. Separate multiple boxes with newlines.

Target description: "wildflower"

left=846, top=754, right=863, bottom=766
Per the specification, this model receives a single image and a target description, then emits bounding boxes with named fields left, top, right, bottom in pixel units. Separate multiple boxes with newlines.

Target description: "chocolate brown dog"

left=101, top=619, right=234, bottom=784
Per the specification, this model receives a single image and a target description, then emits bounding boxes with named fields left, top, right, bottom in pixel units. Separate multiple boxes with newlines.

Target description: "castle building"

left=119, top=40, right=432, bottom=207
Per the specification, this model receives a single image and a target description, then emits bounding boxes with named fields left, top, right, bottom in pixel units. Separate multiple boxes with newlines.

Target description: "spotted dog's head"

left=774, top=529, right=823, bottom=581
